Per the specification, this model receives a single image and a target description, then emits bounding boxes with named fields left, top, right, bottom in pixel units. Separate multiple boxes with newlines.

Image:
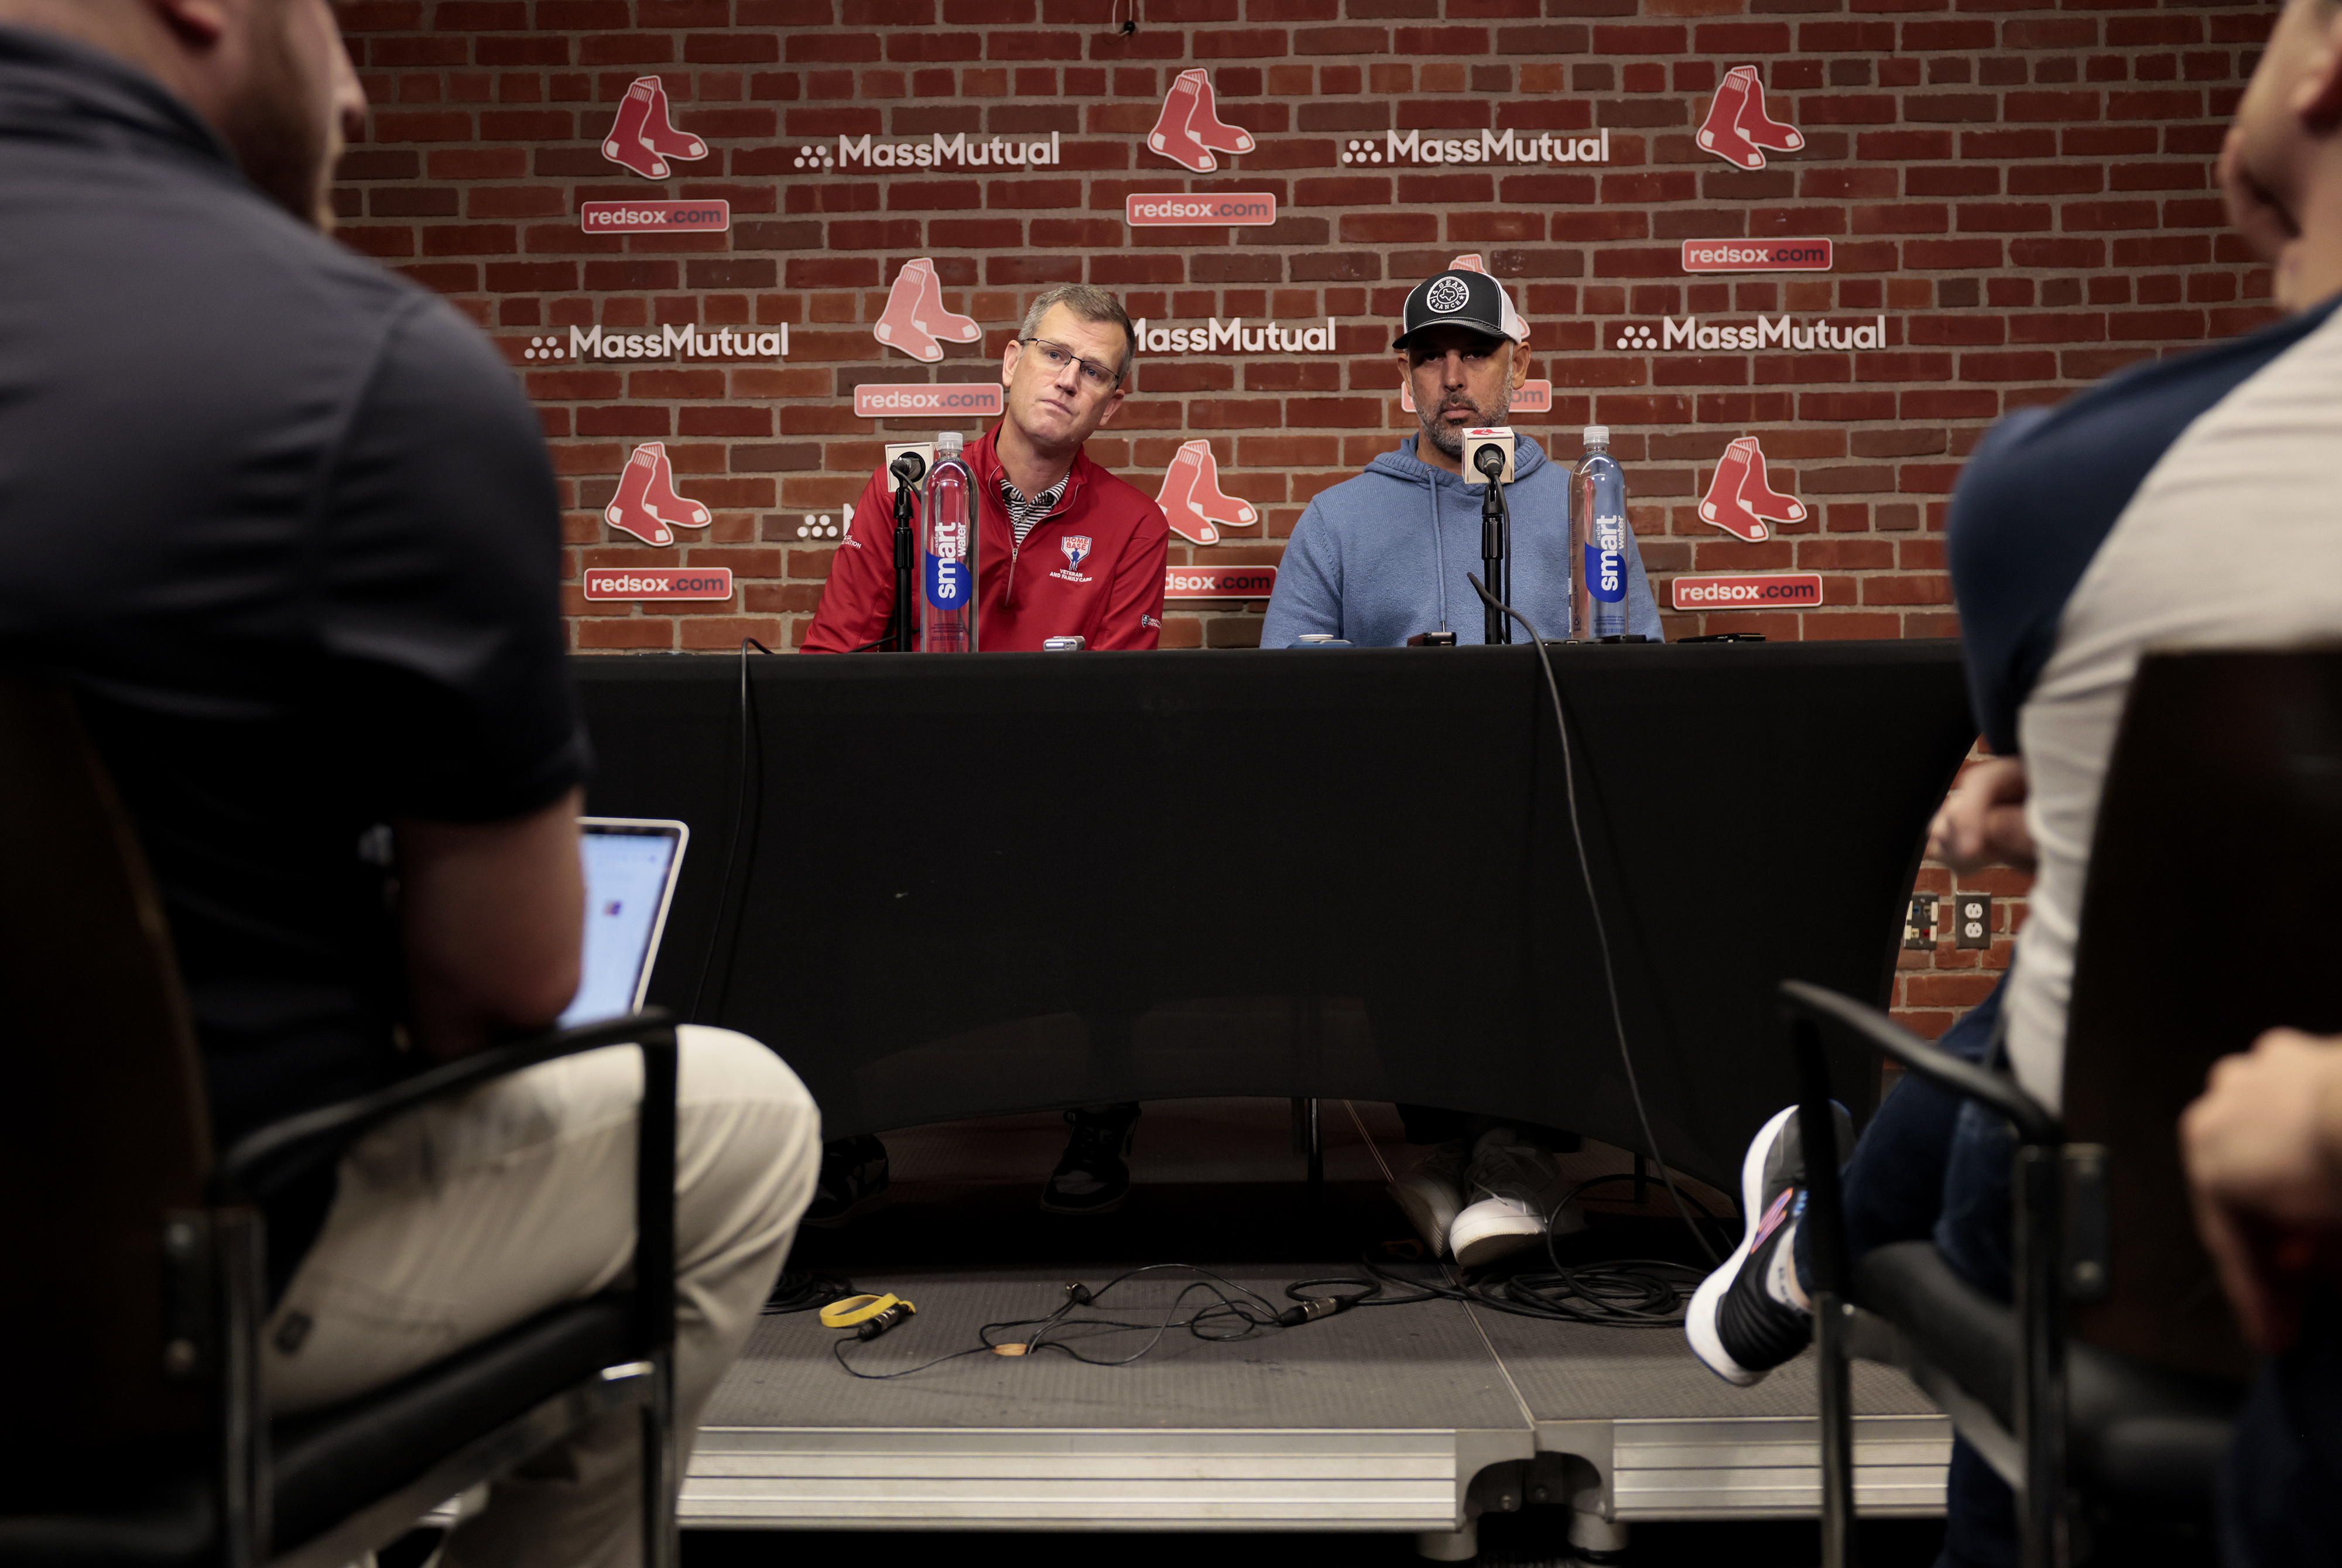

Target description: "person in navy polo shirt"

left=0, top=3, right=819, bottom=1562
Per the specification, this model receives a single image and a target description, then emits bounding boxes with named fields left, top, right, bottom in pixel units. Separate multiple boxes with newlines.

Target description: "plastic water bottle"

left=920, top=430, right=977, bottom=652
left=1572, top=426, right=1629, bottom=639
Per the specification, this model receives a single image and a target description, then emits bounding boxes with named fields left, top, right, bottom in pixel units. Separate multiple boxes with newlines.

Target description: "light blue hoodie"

left=1261, top=435, right=1665, bottom=647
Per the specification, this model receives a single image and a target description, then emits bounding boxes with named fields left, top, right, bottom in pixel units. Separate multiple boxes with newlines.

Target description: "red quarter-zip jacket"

left=802, top=424, right=1170, bottom=652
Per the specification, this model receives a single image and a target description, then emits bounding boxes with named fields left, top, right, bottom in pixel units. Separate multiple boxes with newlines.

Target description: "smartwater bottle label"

left=925, top=552, right=969, bottom=609
left=1586, top=515, right=1627, bottom=603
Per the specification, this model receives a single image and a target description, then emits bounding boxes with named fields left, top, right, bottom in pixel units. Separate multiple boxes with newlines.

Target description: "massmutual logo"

left=522, top=323, right=789, bottom=362
left=1134, top=317, right=1337, bottom=354
left=1611, top=314, right=1890, bottom=352
left=790, top=131, right=1064, bottom=172
left=1341, top=128, right=1611, bottom=167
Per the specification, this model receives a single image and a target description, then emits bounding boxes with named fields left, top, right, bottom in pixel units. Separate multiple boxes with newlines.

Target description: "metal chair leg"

left=2013, top=1144, right=2070, bottom=1568
left=641, top=1347, right=679, bottom=1568
left=1789, top=1011, right=1859, bottom=1568
left=1815, top=1292, right=1858, bottom=1568
left=214, top=1209, right=268, bottom=1568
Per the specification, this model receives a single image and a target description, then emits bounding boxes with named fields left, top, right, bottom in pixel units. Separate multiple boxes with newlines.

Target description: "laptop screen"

left=560, top=819, right=688, bottom=1028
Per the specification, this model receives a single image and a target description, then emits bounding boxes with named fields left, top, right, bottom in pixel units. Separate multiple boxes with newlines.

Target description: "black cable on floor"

left=834, top=1265, right=1316, bottom=1380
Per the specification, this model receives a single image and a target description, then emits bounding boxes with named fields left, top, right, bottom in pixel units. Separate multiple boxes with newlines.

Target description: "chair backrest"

left=2063, top=647, right=2342, bottom=1381
left=0, top=680, right=213, bottom=1460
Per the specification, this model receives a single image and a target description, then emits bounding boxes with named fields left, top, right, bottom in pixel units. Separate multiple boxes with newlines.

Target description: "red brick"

left=331, top=5, right=2263, bottom=673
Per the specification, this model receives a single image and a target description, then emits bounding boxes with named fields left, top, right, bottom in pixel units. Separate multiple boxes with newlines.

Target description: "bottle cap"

left=1582, top=425, right=1609, bottom=447
left=937, top=430, right=964, bottom=454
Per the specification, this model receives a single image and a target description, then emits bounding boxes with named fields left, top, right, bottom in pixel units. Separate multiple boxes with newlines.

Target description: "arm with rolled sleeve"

left=1090, top=498, right=1170, bottom=649
left=1260, top=500, right=1343, bottom=647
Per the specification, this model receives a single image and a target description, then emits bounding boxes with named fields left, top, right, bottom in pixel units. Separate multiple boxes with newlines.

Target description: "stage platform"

left=679, top=1100, right=1950, bottom=1552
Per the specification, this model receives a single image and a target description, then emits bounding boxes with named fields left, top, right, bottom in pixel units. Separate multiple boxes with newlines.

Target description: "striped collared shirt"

left=999, top=472, right=1070, bottom=546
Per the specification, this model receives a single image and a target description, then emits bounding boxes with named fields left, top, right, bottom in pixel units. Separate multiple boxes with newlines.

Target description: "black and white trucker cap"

left=1392, top=269, right=1526, bottom=349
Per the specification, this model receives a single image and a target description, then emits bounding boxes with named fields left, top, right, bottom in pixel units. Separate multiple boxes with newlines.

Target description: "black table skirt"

left=574, top=641, right=1974, bottom=1186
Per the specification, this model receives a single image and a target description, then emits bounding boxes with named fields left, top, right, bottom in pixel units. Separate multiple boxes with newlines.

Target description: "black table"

left=575, top=642, right=1974, bottom=1186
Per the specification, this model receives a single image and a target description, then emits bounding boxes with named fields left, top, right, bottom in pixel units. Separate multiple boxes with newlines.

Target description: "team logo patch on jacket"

left=1062, top=535, right=1093, bottom=571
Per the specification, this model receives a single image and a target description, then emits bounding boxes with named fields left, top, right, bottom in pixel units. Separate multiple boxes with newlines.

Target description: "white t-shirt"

left=2008, top=303, right=2342, bottom=1110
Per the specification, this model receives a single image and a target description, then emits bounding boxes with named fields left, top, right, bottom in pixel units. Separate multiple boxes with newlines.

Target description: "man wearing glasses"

left=802, top=283, right=1169, bottom=1221
left=803, top=282, right=1170, bottom=656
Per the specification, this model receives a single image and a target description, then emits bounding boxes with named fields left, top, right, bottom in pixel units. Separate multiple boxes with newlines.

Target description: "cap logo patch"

left=1425, top=276, right=1471, bottom=314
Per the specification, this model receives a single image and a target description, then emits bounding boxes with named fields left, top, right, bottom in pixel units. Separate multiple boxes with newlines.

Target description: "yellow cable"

left=819, top=1292, right=915, bottom=1330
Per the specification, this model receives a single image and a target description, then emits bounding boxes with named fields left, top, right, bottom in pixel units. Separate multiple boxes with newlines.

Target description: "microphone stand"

left=1480, top=475, right=1511, bottom=646
left=891, top=485, right=916, bottom=652
left=888, top=456, right=925, bottom=652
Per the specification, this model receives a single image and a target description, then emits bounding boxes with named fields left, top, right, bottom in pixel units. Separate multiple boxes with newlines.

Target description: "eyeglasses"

left=1019, top=337, right=1122, bottom=392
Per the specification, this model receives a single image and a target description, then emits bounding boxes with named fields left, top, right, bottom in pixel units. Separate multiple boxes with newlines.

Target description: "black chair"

left=0, top=680, right=683, bottom=1568
left=1783, top=646, right=2342, bottom=1566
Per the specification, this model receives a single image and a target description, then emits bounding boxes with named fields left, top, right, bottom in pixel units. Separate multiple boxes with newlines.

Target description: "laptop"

left=559, top=817, right=690, bottom=1029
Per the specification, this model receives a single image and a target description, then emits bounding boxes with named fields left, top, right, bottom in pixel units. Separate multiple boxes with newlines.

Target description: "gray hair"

left=1019, top=283, right=1138, bottom=384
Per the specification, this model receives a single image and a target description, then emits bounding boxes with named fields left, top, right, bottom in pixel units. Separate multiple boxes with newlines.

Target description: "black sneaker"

left=1039, top=1103, right=1140, bottom=1216
left=1686, top=1102, right=1850, bottom=1386
left=802, top=1134, right=890, bottom=1229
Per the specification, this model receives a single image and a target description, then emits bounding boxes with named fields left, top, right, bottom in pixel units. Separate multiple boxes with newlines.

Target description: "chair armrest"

left=203, top=1010, right=680, bottom=1553
left=1779, top=980, right=2060, bottom=1146
left=212, top=1009, right=679, bottom=1207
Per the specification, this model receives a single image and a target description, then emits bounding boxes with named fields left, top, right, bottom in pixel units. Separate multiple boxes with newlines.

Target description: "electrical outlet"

left=1903, top=894, right=1939, bottom=950
left=1953, top=893, right=1992, bottom=950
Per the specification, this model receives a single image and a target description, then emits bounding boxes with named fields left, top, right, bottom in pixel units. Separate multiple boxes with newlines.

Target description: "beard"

left=1417, top=385, right=1512, bottom=458
left=217, top=0, right=338, bottom=231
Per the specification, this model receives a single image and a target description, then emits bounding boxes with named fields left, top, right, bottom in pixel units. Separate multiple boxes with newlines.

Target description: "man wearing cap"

left=1262, top=269, right=1665, bottom=1268
left=1261, top=268, right=1665, bottom=648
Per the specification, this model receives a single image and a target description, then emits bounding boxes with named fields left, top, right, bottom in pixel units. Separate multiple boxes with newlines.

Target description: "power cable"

left=833, top=1265, right=1367, bottom=1380
left=1466, top=574, right=1725, bottom=1266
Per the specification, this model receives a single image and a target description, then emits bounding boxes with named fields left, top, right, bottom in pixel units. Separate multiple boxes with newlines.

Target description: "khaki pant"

left=265, top=1026, right=820, bottom=1568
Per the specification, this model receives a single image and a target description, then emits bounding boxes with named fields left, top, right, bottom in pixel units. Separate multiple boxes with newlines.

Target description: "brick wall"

left=330, top=0, right=2273, bottom=1032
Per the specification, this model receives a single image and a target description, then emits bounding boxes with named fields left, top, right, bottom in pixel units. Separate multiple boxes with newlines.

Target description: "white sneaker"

left=1447, top=1128, right=1587, bottom=1269
left=1389, top=1139, right=1470, bottom=1256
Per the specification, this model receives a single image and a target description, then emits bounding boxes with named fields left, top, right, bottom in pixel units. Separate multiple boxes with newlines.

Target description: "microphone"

left=1464, top=428, right=1518, bottom=644
left=889, top=450, right=927, bottom=488
left=1461, top=426, right=1515, bottom=487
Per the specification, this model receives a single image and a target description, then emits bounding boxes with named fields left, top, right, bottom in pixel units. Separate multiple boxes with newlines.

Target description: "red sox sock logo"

left=874, top=258, right=984, bottom=362
left=1154, top=440, right=1255, bottom=547
left=1696, top=66, right=1804, bottom=171
left=605, top=442, right=711, bottom=547
left=1699, top=436, right=1806, bottom=542
left=601, top=76, right=708, bottom=180
left=1146, top=69, right=1255, bottom=173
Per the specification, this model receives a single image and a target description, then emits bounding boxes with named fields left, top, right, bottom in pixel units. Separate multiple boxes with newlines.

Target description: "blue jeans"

left=1794, top=980, right=2017, bottom=1568
left=2223, top=1289, right=2342, bottom=1567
